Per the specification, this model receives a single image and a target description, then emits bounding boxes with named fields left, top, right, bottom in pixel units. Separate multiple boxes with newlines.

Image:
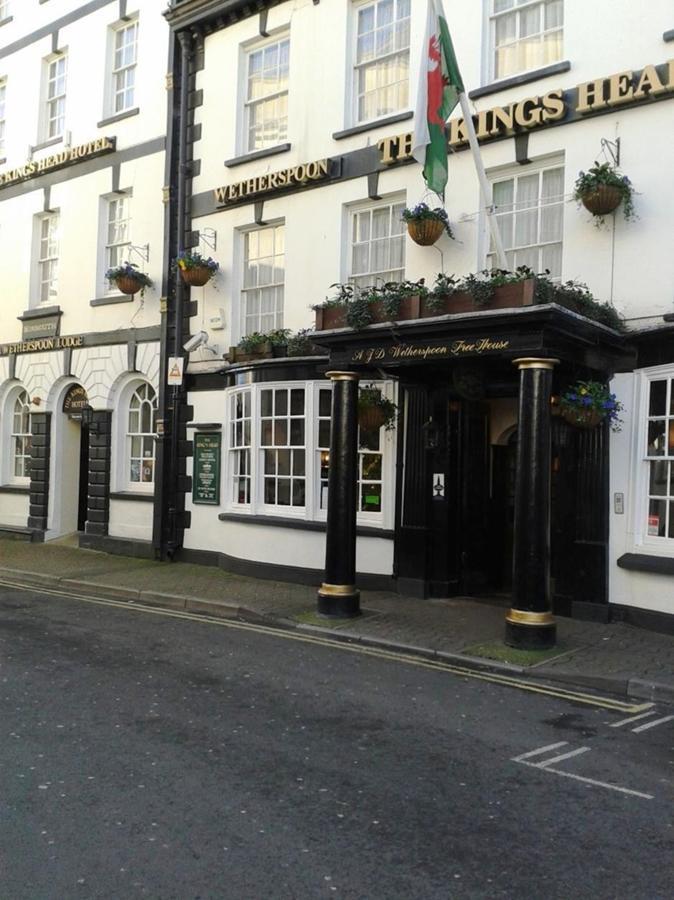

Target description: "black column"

left=505, top=358, right=558, bottom=650
left=27, top=412, right=51, bottom=536
left=317, top=371, right=361, bottom=618
left=85, top=410, right=113, bottom=537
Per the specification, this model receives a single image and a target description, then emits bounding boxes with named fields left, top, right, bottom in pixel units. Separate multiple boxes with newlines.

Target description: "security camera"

left=183, top=331, right=208, bottom=352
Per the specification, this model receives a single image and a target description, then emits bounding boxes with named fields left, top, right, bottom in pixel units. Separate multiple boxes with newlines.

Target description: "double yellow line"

left=0, top=578, right=651, bottom=713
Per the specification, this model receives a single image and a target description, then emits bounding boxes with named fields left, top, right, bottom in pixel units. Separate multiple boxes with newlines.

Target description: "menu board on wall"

left=193, top=432, right=221, bottom=505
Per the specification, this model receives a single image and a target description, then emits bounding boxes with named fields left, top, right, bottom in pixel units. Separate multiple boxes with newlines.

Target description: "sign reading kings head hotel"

left=0, top=137, right=116, bottom=189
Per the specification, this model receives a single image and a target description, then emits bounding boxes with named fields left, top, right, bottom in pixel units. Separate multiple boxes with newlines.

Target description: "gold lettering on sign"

left=541, top=90, right=566, bottom=122
left=1, top=335, right=84, bottom=355
left=576, top=78, right=607, bottom=114
left=213, top=157, right=330, bottom=206
left=633, top=64, right=668, bottom=99
left=607, top=71, right=634, bottom=107
left=0, top=137, right=114, bottom=188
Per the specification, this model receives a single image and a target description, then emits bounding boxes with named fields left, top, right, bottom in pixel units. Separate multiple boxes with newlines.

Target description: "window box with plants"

left=401, top=203, right=454, bottom=246
left=573, top=162, right=635, bottom=223
left=228, top=329, right=290, bottom=363
left=174, top=250, right=220, bottom=287
left=422, top=269, right=537, bottom=316
left=559, top=380, right=623, bottom=430
left=314, top=280, right=427, bottom=331
left=106, top=262, right=153, bottom=297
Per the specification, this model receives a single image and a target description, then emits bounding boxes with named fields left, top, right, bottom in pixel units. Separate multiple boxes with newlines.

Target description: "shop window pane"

left=669, top=502, right=674, bottom=539
left=261, top=390, right=273, bottom=417
left=318, top=420, right=331, bottom=448
left=290, top=420, right=304, bottom=446
left=275, top=390, right=288, bottom=416
left=261, top=420, right=273, bottom=445
left=649, top=380, right=666, bottom=416
left=291, top=389, right=304, bottom=415
left=649, top=460, right=668, bottom=496
left=362, top=454, right=382, bottom=480
left=277, top=449, right=290, bottom=475
left=293, top=449, right=305, bottom=475
left=292, top=480, right=305, bottom=506
left=264, top=479, right=276, bottom=504
left=647, top=420, right=666, bottom=456
left=277, top=479, right=290, bottom=505
left=361, top=484, right=382, bottom=512
left=264, top=450, right=275, bottom=474
left=648, top=498, right=667, bottom=537
left=274, top=420, right=288, bottom=445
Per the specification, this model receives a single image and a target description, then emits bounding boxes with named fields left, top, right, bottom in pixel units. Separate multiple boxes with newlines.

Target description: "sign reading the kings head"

left=0, top=137, right=116, bottom=189
left=378, top=59, right=674, bottom=163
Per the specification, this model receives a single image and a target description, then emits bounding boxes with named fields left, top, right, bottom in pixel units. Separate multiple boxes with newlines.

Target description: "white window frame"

left=632, top=366, right=674, bottom=554
left=10, top=389, right=32, bottom=484
left=42, top=52, right=67, bottom=142
left=241, top=30, right=290, bottom=154
left=346, top=195, right=407, bottom=289
left=223, top=381, right=395, bottom=529
left=35, top=210, right=60, bottom=305
left=349, top=0, right=411, bottom=127
left=103, top=191, right=132, bottom=290
left=0, top=77, right=6, bottom=159
left=239, top=221, right=285, bottom=339
left=125, top=382, right=157, bottom=492
left=488, top=0, right=563, bottom=83
left=109, top=18, right=138, bottom=115
left=486, top=156, right=564, bottom=278
left=0, top=2, right=9, bottom=22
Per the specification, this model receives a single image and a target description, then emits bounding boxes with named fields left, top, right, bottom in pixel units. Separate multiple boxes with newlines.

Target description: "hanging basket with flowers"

left=573, top=162, right=635, bottom=224
left=174, top=250, right=220, bottom=287
left=559, top=380, right=624, bottom=431
left=358, top=386, right=398, bottom=435
left=401, top=203, right=454, bottom=246
left=106, top=262, right=153, bottom=297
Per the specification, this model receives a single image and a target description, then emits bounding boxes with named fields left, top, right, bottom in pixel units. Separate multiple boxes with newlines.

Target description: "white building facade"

left=0, top=0, right=168, bottom=546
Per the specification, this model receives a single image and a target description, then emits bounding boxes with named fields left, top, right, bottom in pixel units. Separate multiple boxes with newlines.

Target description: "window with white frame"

left=225, top=382, right=392, bottom=525
left=111, top=20, right=138, bottom=114
left=0, top=78, right=6, bottom=158
left=353, top=0, right=410, bottom=124
left=488, top=162, right=564, bottom=278
left=643, top=375, right=674, bottom=541
left=349, top=199, right=406, bottom=289
left=244, top=33, right=289, bottom=152
left=105, top=194, right=131, bottom=276
left=43, top=53, right=67, bottom=140
left=127, top=383, right=157, bottom=487
left=241, top=224, right=284, bottom=337
left=12, top=390, right=32, bottom=480
left=0, top=2, right=9, bottom=21
left=36, top=211, right=60, bottom=304
left=490, top=0, right=563, bottom=82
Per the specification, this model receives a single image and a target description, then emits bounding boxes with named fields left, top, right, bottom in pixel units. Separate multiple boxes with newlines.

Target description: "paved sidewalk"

left=1, top=536, right=673, bottom=704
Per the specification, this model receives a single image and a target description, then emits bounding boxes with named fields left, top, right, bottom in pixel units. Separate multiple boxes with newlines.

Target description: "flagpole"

left=456, top=92, right=508, bottom=270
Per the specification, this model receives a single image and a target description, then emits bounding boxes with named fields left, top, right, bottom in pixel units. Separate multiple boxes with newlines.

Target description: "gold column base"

left=505, top=608, right=555, bottom=627
left=319, top=583, right=357, bottom=596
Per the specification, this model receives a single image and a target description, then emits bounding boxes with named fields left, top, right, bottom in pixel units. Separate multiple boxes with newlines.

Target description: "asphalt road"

left=0, top=586, right=672, bottom=900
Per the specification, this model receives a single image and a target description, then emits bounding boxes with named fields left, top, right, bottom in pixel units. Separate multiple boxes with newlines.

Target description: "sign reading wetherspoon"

left=0, top=137, right=116, bottom=189
left=0, top=335, right=84, bottom=356
left=352, top=338, right=510, bottom=365
left=378, top=59, right=674, bottom=163
left=213, top=158, right=330, bottom=206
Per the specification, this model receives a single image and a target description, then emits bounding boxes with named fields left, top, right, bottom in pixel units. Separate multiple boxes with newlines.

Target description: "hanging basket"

left=580, top=185, right=623, bottom=217
left=358, top=405, right=387, bottom=433
left=180, top=265, right=213, bottom=287
left=561, top=407, right=603, bottom=429
left=115, top=275, right=144, bottom=295
left=406, top=218, right=445, bottom=246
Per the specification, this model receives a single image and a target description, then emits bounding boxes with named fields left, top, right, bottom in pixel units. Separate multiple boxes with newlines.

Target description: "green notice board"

left=193, top=432, right=221, bottom=505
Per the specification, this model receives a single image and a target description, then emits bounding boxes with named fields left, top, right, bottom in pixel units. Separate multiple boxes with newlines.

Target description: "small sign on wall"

left=193, top=432, right=221, bottom=505
left=167, top=357, right=184, bottom=386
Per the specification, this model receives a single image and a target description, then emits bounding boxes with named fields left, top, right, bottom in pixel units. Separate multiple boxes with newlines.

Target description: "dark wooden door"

left=458, top=402, right=491, bottom=595
left=77, top=424, right=90, bottom=532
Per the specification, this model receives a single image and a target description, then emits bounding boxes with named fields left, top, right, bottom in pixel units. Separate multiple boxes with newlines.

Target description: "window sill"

left=90, top=294, right=134, bottom=307
left=224, top=143, right=291, bottom=168
left=19, top=305, right=62, bottom=320
left=332, top=110, right=413, bottom=141
left=0, top=157, right=6, bottom=166
left=0, top=16, right=13, bottom=27
left=664, top=29, right=674, bottom=42
left=0, top=483, right=30, bottom=494
left=97, top=107, right=140, bottom=128
left=31, top=136, right=64, bottom=153
left=469, top=60, right=571, bottom=100
left=617, top=552, right=674, bottom=575
left=110, top=491, right=154, bottom=502
left=218, top=511, right=393, bottom=538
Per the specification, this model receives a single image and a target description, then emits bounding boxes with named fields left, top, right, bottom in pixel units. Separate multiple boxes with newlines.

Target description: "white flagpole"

left=456, top=92, right=509, bottom=270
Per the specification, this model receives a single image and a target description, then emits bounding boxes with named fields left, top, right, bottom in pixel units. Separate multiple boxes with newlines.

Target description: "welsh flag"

left=412, top=0, right=464, bottom=197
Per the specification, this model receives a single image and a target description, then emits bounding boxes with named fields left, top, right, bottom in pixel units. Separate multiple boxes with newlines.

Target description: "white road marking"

left=610, top=710, right=657, bottom=728
left=512, top=742, right=568, bottom=763
left=631, top=714, right=674, bottom=734
left=537, top=746, right=591, bottom=768
left=512, top=743, right=654, bottom=800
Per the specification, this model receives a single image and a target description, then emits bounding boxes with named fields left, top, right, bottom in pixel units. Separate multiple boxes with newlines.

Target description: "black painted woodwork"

left=27, top=413, right=51, bottom=534
left=77, top=424, right=90, bottom=532
left=85, top=410, right=112, bottom=537
left=317, top=375, right=361, bottom=617
left=506, top=363, right=556, bottom=649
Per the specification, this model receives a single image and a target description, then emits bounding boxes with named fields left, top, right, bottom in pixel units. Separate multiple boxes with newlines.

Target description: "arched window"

left=12, top=390, right=32, bottom=479
left=127, top=383, right=157, bottom=485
